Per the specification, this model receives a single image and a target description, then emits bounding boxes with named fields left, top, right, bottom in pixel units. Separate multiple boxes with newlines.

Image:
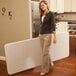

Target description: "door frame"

left=29, top=0, right=32, bottom=38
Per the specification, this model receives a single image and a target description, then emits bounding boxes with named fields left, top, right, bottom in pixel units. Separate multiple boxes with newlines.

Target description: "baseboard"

left=0, top=56, right=5, bottom=61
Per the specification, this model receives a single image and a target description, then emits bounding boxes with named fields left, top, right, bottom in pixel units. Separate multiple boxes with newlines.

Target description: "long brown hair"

left=39, top=0, right=49, bottom=17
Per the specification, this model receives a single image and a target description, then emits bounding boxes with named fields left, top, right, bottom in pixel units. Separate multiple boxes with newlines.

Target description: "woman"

left=39, top=0, right=56, bottom=75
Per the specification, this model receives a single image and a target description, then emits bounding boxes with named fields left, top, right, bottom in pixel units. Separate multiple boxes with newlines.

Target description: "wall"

left=0, top=0, right=31, bottom=56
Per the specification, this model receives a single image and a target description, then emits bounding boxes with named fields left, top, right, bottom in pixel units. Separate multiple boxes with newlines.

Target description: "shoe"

left=40, top=70, right=49, bottom=75
left=51, top=62, right=54, bottom=67
left=40, top=72, right=45, bottom=75
left=49, top=62, right=54, bottom=69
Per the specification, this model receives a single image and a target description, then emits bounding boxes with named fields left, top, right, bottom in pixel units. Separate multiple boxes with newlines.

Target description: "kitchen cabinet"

left=71, top=0, right=76, bottom=12
left=69, top=35, right=76, bottom=56
left=49, top=0, right=76, bottom=12
left=49, top=0, right=57, bottom=12
left=64, top=0, right=72, bottom=12
left=49, top=0, right=64, bottom=13
left=57, top=0, right=64, bottom=13
left=64, top=0, right=76, bottom=12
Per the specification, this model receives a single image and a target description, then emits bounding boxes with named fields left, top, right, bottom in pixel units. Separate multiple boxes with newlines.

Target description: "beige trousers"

left=39, top=34, right=52, bottom=73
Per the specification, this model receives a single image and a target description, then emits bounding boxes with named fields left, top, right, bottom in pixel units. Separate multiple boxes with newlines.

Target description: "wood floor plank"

left=0, top=56, right=76, bottom=76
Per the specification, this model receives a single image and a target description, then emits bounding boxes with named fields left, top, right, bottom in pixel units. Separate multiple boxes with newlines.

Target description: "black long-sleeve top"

left=40, top=11, right=56, bottom=34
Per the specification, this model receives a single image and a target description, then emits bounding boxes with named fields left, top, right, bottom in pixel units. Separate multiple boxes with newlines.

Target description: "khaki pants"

left=39, top=34, right=52, bottom=73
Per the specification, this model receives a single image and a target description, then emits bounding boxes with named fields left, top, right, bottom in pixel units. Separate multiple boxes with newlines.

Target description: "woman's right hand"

left=53, top=37, right=56, bottom=44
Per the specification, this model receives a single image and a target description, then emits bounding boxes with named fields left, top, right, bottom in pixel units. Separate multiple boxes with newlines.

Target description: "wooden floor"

left=0, top=55, right=76, bottom=76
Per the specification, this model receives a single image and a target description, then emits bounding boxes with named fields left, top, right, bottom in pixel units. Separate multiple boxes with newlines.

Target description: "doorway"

left=31, top=0, right=40, bottom=38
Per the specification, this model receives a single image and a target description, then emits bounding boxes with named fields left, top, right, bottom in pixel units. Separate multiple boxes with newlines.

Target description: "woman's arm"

left=53, top=31, right=56, bottom=43
left=51, top=12, right=56, bottom=43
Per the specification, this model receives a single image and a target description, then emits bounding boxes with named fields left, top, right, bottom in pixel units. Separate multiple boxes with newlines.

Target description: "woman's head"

left=39, top=0, right=49, bottom=16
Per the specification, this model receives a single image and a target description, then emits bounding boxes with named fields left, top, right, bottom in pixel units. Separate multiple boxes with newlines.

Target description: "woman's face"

left=40, top=2, right=47, bottom=11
